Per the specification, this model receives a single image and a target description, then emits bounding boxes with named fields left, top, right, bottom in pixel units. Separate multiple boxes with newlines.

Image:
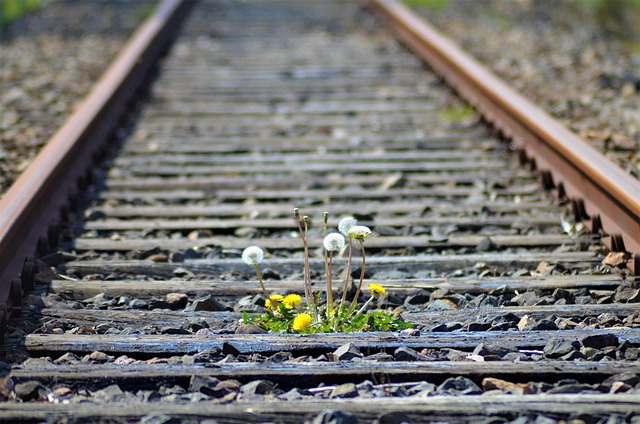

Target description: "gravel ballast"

left=0, top=0, right=155, bottom=197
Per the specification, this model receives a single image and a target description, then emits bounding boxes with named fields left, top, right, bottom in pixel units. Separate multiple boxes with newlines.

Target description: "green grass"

left=439, top=103, right=476, bottom=123
left=0, top=0, right=41, bottom=26
left=550, top=0, right=640, bottom=42
left=132, top=3, right=157, bottom=22
left=403, top=0, right=448, bottom=11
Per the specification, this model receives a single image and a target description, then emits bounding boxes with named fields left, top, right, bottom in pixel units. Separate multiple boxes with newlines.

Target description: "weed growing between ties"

left=241, top=208, right=412, bottom=333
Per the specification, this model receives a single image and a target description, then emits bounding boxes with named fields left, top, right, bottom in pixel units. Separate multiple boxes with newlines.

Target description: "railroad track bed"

left=1, top=1, right=639, bottom=423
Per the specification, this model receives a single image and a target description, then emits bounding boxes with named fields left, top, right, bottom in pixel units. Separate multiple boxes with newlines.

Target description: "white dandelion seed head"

left=242, top=246, right=264, bottom=265
left=347, top=225, right=372, bottom=240
left=338, top=216, right=358, bottom=236
left=323, top=233, right=346, bottom=252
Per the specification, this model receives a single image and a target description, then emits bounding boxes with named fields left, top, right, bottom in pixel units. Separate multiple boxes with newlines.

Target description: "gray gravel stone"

left=140, top=415, right=182, bottom=424
left=91, top=384, right=126, bottom=402
left=426, top=299, right=457, bottom=311
left=533, top=416, right=556, bottom=424
left=375, top=412, right=413, bottom=424
left=406, top=382, right=437, bottom=397
left=437, top=376, right=482, bottom=395
left=54, top=352, right=80, bottom=365
left=278, top=388, right=306, bottom=401
left=393, top=347, right=431, bottom=361
left=581, top=333, right=619, bottom=349
left=544, top=339, right=581, bottom=358
left=363, top=352, right=395, bottom=362
left=512, top=291, right=537, bottom=306
left=240, top=380, right=274, bottom=395
left=475, top=236, right=495, bottom=252
left=129, top=299, right=148, bottom=309
left=332, top=343, right=363, bottom=361
left=430, top=322, right=463, bottom=332
left=614, top=283, right=640, bottom=303
left=439, top=348, right=469, bottom=361
left=502, top=352, right=533, bottom=362
left=14, top=381, right=48, bottom=401
left=235, top=324, right=267, bottom=334
left=602, top=372, right=640, bottom=390
left=187, top=295, right=230, bottom=312
left=312, top=409, right=359, bottom=424
left=189, top=375, right=220, bottom=396
left=560, top=350, right=585, bottom=361
left=473, top=343, right=517, bottom=359
left=81, top=351, right=114, bottom=364
left=546, top=383, right=598, bottom=394
left=330, top=383, right=358, bottom=399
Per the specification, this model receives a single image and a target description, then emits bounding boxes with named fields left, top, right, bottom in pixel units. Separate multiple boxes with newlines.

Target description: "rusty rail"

left=370, top=0, right=640, bottom=274
left=0, top=0, right=191, bottom=340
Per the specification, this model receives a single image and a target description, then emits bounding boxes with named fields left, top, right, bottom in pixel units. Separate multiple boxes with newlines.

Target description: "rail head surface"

left=370, top=0, right=640, bottom=272
left=0, top=0, right=191, bottom=339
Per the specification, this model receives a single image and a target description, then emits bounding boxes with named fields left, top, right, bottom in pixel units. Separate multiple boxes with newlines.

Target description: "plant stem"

left=326, top=252, right=334, bottom=318
left=302, top=216, right=318, bottom=320
left=323, top=213, right=333, bottom=319
left=254, top=264, right=273, bottom=305
left=353, top=296, right=374, bottom=318
left=338, top=238, right=353, bottom=313
left=347, top=239, right=366, bottom=317
left=294, top=211, right=313, bottom=314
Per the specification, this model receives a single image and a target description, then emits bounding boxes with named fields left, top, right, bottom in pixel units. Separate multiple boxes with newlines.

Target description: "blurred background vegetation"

left=405, top=0, right=640, bottom=41
left=0, top=0, right=41, bottom=26
left=2, top=0, right=639, bottom=41
left=594, top=0, right=640, bottom=40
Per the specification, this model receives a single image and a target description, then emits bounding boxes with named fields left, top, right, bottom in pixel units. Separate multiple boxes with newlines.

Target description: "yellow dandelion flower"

left=368, top=284, right=386, bottom=296
left=265, top=294, right=284, bottom=308
left=292, top=313, right=313, bottom=331
left=282, top=294, right=302, bottom=309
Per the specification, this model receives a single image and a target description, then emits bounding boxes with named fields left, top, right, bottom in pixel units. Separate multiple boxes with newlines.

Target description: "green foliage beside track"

left=0, top=0, right=41, bottom=26
left=403, top=0, right=448, bottom=11
left=593, top=0, right=640, bottom=41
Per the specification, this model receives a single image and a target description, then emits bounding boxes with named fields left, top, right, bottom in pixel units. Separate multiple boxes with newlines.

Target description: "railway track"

left=1, top=0, right=640, bottom=422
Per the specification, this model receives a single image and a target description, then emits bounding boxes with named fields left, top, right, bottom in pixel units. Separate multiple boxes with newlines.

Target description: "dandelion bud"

left=293, top=208, right=299, bottom=220
left=323, top=212, right=329, bottom=224
left=323, top=233, right=345, bottom=252
left=292, top=313, right=313, bottom=331
left=347, top=225, right=371, bottom=240
left=338, top=216, right=357, bottom=236
left=242, top=246, right=264, bottom=265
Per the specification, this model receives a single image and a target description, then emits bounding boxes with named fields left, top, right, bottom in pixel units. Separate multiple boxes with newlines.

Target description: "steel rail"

left=370, top=0, right=640, bottom=274
left=0, top=0, right=191, bottom=340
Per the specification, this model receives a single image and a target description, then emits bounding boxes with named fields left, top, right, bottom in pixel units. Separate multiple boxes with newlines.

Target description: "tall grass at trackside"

left=0, top=0, right=41, bottom=27
left=403, top=0, right=639, bottom=46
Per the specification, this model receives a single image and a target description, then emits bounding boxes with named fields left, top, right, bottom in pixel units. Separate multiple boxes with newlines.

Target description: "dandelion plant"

left=345, top=224, right=372, bottom=318
left=242, top=246, right=274, bottom=305
left=241, top=209, right=411, bottom=333
left=323, top=232, right=345, bottom=319
left=337, top=216, right=357, bottom=318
